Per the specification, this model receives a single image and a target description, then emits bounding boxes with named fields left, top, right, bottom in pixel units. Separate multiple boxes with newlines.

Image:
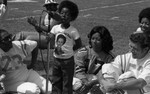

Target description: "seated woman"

left=136, top=7, right=150, bottom=35
left=73, top=25, right=115, bottom=94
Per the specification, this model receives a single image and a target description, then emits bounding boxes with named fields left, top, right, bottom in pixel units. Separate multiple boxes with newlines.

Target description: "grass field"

left=1, top=0, right=150, bottom=74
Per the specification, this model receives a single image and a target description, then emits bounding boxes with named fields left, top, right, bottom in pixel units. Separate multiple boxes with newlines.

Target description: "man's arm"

left=27, top=12, right=61, bottom=33
left=102, top=78, right=147, bottom=92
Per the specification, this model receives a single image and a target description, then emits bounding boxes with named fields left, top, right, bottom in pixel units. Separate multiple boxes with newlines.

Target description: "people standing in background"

left=50, top=0, right=82, bottom=94
left=0, top=0, right=7, bottom=21
left=14, top=0, right=62, bottom=69
left=100, top=32, right=150, bottom=94
left=73, top=26, right=115, bottom=94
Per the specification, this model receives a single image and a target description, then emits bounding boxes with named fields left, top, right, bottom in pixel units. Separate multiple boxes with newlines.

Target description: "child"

left=50, top=0, right=82, bottom=94
left=0, top=0, right=7, bottom=21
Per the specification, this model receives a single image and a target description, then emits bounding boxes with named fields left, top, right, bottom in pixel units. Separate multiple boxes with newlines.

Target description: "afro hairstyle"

left=58, top=0, right=79, bottom=21
left=138, top=7, right=150, bottom=23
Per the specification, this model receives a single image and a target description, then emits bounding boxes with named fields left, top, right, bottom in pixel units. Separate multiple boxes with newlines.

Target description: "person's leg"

left=61, top=57, right=75, bottom=94
left=26, top=69, right=52, bottom=94
left=17, top=82, right=41, bottom=94
left=15, top=31, right=48, bottom=69
left=3, top=67, right=40, bottom=93
left=3, top=81, right=41, bottom=94
left=52, top=58, right=63, bottom=94
left=27, top=45, right=39, bottom=69
left=26, top=33, right=49, bottom=69
left=72, top=77, right=82, bottom=93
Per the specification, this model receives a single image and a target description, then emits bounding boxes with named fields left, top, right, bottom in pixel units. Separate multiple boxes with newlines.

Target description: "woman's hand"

left=100, top=79, right=116, bottom=92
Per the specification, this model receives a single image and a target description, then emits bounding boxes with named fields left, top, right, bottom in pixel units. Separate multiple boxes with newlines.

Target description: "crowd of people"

left=1, top=0, right=150, bottom=94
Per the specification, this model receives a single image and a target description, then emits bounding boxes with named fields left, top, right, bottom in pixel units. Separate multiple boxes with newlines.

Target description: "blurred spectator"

left=14, top=0, right=61, bottom=69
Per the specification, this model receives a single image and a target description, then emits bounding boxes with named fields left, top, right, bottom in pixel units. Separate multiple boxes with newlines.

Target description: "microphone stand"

left=46, top=11, right=51, bottom=94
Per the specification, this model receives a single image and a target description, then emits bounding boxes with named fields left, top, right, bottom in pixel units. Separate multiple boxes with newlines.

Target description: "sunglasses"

left=0, top=35, right=13, bottom=43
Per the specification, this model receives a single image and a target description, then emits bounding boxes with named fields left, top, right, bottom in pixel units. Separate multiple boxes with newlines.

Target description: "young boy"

left=50, top=0, right=82, bottom=94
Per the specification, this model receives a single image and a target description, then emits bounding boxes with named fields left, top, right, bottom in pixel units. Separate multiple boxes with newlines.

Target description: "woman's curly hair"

left=88, top=26, right=113, bottom=53
left=138, top=7, right=150, bottom=23
left=58, top=0, right=79, bottom=21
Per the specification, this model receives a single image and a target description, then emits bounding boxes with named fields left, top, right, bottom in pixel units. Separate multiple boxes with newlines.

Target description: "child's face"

left=59, top=7, right=72, bottom=23
left=140, top=17, right=150, bottom=34
left=57, top=38, right=65, bottom=46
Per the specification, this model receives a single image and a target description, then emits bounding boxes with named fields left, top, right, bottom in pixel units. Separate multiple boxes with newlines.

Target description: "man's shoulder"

left=115, top=52, right=132, bottom=61
left=118, top=52, right=132, bottom=57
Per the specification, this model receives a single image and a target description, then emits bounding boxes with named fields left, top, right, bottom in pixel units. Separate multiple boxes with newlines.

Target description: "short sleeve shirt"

left=50, top=24, right=80, bottom=59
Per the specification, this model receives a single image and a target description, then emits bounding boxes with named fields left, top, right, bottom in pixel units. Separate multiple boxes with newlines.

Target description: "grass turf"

left=1, top=0, right=150, bottom=75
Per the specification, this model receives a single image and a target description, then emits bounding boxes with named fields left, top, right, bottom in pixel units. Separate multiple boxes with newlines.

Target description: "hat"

left=43, top=0, right=58, bottom=7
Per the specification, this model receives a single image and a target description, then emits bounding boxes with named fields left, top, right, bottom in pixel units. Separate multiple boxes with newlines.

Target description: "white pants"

left=3, top=67, right=52, bottom=94
left=72, top=77, right=82, bottom=91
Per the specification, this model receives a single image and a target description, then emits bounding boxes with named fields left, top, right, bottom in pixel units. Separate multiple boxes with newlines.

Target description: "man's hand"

left=27, top=16, right=44, bottom=33
left=27, top=16, right=38, bottom=27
